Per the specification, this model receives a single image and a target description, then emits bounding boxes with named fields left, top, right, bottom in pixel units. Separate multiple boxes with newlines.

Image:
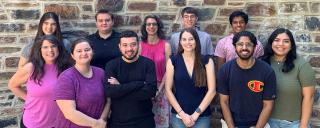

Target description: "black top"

left=104, top=56, right=157, bottom=127
left=170, top=54, right=211, bottom=116
left=217, top=59, right=276, bottom=127
left=86, top=30, right=121, bottom=69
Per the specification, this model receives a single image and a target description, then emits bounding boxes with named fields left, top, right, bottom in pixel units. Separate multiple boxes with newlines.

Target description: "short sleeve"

left=205, top=35, right=214, bottom=55
left=214, top=38, right=226, bottom=58
left=55, top=72, right=76, bottom=100
left=254, top=41, right=264, bottom=58
left=262, top=69, right=277, bottom=100
left=298, top=61, right=316, bottom=87
left=216, top=66, right=229, bottom=95
left=21, top=41, right=33, bottom=59
left=201, top=55, right=211, bottom=65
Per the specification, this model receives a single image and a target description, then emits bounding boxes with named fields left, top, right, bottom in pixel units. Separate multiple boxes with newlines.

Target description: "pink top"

left=214, top=34, right=264, bottom=61
left=141, top=39, right=166, bottom=82
left=23, top=64, right=59, bottom=128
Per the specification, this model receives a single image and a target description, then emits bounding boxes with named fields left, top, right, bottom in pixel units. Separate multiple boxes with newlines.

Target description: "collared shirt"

left=169, top=29, right=214, bottom=55
left=86, top=30, right=121, bottom=69
left=215, top=34, right=264, bottom=61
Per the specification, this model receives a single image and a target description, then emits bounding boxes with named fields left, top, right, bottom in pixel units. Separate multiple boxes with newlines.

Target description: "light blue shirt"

left=169, top=29, right=214, bottom=55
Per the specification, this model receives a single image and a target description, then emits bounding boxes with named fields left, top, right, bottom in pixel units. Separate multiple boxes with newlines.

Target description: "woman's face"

left=42, top=18, right=57, bottom=35
left=145, top=18, right=158, bottom=36
left=271, top=33, right=292, bottom=59
left=41, top=40, right=59, bottom=64
left=180, top=31, right=196, bottom=52
left=71, top=42, right=93, bottom=65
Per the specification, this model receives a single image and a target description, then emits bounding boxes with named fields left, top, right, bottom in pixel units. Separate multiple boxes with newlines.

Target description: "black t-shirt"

left=217, top=59, right=276, bottom=127
left=104, top=56, right=157, bottom=127
left=86, top=31, right=121, bottom=69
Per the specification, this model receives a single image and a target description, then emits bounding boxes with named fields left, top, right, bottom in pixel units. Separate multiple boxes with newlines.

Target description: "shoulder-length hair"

left=35, top=12, right=63, bottom=42
left=140, top=15, right=166, bottom=42
left=29, top=35, right=70, bottom=85
left=177, top=28, right=207, bottom=87
left=261, top=28, right=297, bottom=72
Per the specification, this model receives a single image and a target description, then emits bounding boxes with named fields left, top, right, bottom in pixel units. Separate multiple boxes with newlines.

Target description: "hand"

left=180, top=111, right=195, bottom=127
left=191, top=112, right=200, bottom=123
left=107, top=77, right=120, bottom=85
left=92, top=119, right=106, bottom=128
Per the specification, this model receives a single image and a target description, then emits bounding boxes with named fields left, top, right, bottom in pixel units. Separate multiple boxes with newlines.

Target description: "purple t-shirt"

left=54, top=66, right=106, bottom=128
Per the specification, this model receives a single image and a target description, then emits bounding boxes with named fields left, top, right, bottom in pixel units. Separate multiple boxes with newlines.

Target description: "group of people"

left=7, top=6, right=316, bottom=128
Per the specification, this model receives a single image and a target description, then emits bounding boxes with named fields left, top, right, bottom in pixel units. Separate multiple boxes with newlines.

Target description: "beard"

left=236, top=49, right=254, bottom=60
left=123, top=50, right=139, bottom=60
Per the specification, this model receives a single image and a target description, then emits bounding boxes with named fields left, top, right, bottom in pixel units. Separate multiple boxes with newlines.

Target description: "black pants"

left=108, top=117, right=155, bottom=128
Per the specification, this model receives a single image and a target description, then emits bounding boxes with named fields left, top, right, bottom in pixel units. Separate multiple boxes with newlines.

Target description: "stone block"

left=97, top=0, right=124, bottom=12
left=0, top=47, right=21, bottom=53
left=0, top=72, right=15, bottom=81
left=173, top=0, right=186, bottom=6
left=315, top=35, right=320, bottom=43
left=0, top=37, right=16, bottom=44
left=279, top=2, right=308, bottom=14
left=204, top=0, right=226, bottom=5
left=0, top=117, right=17, bottom=128
left=128, top=16, right=142, bottom=26
left=245, top=3, right=277, bottom=16
left=204, top=24, right=227, bottom=36
left=82, top=5, right=92, bottom=11
left=295, top=33, right=311, bottom=42
left=197, top=8, right=215, bottom=21
left=0, top=14, right=7, bottom=20
left=0, top=102, right=12, bottom=107
left=218, top=8, right=242, bottom=17
left=5, top=57, right=19, bottom=68
left=311, top=2, right=320, bottom=13
left=128, top=2, right=156, bottom=11
left=0, top=24, right=26, bottom=33
left=72, top=22, right=96, bottom=28
left=159, top=7, right=179, bottom=12
left=228, top=2, right=244, bottom=6
left=11, top=10, right=40, bottom=20
left=310, top=57, right=320, bottom=68
left=5, top=2, right=39, bottom=7
left=305, top=17, right=320, bottom=31
left=0, top=107, right=21, bottom=116
left=81, top=14, right=94, bottom=20
left=188, top=1, right=202, bottom=6
left=113, top=15, right=124, bottom=27
left=60, top=22, right=73, bottom=29
left=158, top=14, right=176, bottom=21
left=28, top=23, right=38, bottom=32
left=171, top=23, right=181, bottom=32
left=45, top=4, right=80, bottom=19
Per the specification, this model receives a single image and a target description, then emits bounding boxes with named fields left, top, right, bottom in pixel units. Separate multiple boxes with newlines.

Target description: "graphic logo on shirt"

left=247, top=80, right=264, bottom=92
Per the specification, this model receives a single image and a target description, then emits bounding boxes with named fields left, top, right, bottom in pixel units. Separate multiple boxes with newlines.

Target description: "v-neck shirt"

left=170, top=54, right=211, bottom=116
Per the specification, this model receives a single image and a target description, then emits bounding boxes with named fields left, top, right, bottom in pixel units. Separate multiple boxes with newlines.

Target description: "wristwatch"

left=195, top=107, right=202, bottom=114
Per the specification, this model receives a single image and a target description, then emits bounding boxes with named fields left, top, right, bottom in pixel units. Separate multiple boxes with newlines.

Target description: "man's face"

left=235, top=36, right=255, bottom=60
left=96, top=13, right=114, bottom=33
left=231, top=16, right=246, bottom=33
left=182, top=12, right=198, bottom=28
left=119, top=37, right=139, bottom=61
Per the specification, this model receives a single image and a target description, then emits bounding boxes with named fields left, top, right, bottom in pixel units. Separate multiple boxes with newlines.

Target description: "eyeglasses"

left=183, top=15, right=196, bottom=19
left=235, top=42, right=254, bottom=48
left=146, top=23, right=158, bottom=26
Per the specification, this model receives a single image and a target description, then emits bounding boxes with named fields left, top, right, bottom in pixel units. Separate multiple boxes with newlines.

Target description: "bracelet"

left=177, top=109, right=183, bottom=114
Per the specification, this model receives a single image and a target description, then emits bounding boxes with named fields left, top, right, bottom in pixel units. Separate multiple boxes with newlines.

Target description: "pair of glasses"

left=146, top=23, right=157, bottom=26
left=235, top=42, right=254, bottom=48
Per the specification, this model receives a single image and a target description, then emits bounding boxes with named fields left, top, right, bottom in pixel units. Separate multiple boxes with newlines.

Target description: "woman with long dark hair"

left=18, top=12, right=70, bottom=68
left=165, top=28, right=216, bottom=128
left=261, top=28, right=316, bottom=128
left=140, top=15, right=171, bottom=128
left=8, top=35, right=70, bottom=128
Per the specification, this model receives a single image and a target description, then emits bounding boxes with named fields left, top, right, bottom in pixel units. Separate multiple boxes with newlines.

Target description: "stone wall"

left=0, top=0, right=319, bottom=127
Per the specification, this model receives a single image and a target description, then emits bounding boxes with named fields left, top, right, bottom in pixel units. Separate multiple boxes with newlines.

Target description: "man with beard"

left=104, top=30, right=157, bottom=128
left=217, top=31, right=276, bottom=128
left=215, top=11, right=264, bottom=70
